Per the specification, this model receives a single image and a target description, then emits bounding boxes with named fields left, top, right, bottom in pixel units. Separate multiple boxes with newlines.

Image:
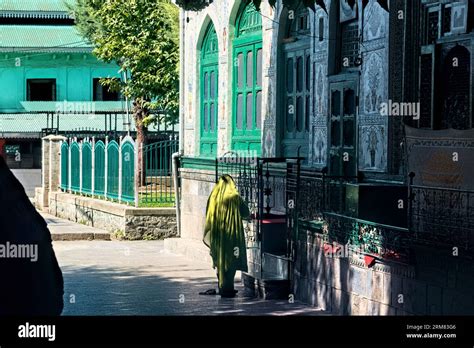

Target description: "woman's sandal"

left=199, top=289, right=217, bottom=295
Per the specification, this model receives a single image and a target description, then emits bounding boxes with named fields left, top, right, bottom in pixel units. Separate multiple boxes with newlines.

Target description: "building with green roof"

left=0, top=0, right=124, bottom=169
left=0, top=0, right=72, bottom=14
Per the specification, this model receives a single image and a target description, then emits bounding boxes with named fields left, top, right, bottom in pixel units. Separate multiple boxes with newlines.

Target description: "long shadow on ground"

left=60, top=263, right=329, bottom=316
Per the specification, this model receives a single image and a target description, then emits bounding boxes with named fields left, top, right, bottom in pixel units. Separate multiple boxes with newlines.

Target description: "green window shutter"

left=232, top=2, right=262, bottom=155
left=200, top=22, right=219, bottom=157
left=280, top=5, right=311, bottom=159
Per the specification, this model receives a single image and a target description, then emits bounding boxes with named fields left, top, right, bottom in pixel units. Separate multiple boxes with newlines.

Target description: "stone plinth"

left=48, top=192, right=177, bottom=240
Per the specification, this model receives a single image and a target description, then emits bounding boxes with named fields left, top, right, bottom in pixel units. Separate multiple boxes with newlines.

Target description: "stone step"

left=242, top=272, right=290, bottom=300
left=40, top=212, right=112, bottom=241
left=51, top=232, right=111, bottom=241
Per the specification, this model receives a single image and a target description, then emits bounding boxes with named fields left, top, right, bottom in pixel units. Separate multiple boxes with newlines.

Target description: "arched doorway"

left=231, top=1, right=262, bottom=154
left=199, top=21, right=219, bottom=156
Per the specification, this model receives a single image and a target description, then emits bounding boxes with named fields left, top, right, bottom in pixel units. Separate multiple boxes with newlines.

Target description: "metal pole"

left=178, top=8, right=186, bottom=155
left=68, top=138, right=72, bottom=193
left=172, top=152, right=181, bottom=237
left=122, top=69, right=131, bottom=134
left=79, top=140, right=83, bottom=194
left=118, top=136, right=123, bottom=203
left=92, top=137, right=95, bottom=197
left=104, top=136, right=108, bottom=199
left=140, top=142, right=144, bottom=193
left=134, top=139, right=139, bottom=207
left=258, top=159, right=263, bottom=279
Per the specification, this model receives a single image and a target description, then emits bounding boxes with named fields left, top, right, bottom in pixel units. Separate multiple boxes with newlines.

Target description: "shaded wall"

left=294, top=227, right=474, bottom=315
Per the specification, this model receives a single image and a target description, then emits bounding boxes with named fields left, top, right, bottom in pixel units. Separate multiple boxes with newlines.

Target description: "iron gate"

left=142, top=138, right=179, bottom=206
left=215, top=152, right=303, bottom=280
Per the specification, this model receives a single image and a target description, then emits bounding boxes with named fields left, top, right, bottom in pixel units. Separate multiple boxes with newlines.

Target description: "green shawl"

left=203, top=175, right=249, bottom=283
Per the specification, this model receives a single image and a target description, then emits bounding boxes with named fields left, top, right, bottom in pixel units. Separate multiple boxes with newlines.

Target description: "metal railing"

left=212, top=152, right=474, bottom=263
left=410, top=183, right=474, bottom=251
left=322, top=213, right=410, bottom=262
left=0, top=111, right=178, bottom=140
left=291, top=171, right=409, bottom=261
left=61, top=136, right=136, bottom=204
left=141, top=138, right=179, bottom=206
left=295, top=171, right=474, bottom=257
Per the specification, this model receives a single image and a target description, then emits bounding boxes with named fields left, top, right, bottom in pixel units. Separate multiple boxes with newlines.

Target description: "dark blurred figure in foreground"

left=0, top=155, right=63, bottom=315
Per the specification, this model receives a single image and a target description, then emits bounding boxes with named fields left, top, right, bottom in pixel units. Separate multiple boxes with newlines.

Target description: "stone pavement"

left=41, top=212, right=111, bottom=241
left=53, top=240, right=329, bottom=316
left=12, top=169, right=41, bottom=198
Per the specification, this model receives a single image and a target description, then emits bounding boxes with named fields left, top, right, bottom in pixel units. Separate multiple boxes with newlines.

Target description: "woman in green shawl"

left=203, top=175, right=250, bottom=298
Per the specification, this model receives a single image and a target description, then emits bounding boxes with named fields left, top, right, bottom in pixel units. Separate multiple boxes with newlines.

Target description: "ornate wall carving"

left=360, top=125, right=387, bottom=170
left=358, top=0, right=389, bottom=172
left=309, top=1, right=331, bottom=168
left=313, top=126, right=327, bottom=165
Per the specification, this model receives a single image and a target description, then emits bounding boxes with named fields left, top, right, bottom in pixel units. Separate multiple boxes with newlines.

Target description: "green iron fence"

left=60, top=142, right=69, bottom=191
left=141, top=138, right=178, bottom=206
left=121, top=140, right=135, bottom=202
left=94, top=141, right=106, bottom=196
left=82, top=142, right=92, bottom=194
left=60, top=136, right=137, bottom=205
left=70, top=142, right=80, bottom=192
left=106, top=140, right=120, bottom=200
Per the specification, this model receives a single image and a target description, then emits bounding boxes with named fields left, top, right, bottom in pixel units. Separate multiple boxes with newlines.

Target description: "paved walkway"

left=53, top=240, right=328, bottom=316
left=41, top=212, right=110, bottom=240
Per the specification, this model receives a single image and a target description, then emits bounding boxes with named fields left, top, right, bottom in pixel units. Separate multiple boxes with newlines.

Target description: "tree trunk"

left=133, top=97, right=148, bottom=192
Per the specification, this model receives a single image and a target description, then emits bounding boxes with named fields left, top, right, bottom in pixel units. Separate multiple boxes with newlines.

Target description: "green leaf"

left=72, top=0, right=180, bottom=127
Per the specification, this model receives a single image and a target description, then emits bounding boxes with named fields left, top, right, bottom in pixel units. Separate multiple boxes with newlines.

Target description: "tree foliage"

left=71, top=0, right=180, bottom=125
left=71, top=0, right=180, bottom=187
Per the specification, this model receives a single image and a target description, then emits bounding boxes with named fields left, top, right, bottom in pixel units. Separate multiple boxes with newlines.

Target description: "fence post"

left=118, top=136, right=123, bottom=203
left=104, top=136, right=108, bottom=200
left=68, top=138, right=72, bottom=193
left=91, top=137, right=95, bottom=197
left=48, top=137, right=53, bottom=196
left=134, top=140, right=139, bottom=207
left=172, top=151, right=181, bottom=236
left=59, top=140, right=63, bottom=191
left=79, top=140, right=83, bottom=195
left=140, top=142, right=144, bottom=192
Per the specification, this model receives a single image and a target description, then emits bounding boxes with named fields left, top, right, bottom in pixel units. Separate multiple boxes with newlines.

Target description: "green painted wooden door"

left=328, top=81, right=357, bottom=177
left=281, top=47, right=311, bottom=159
left=327, top=81, right=358, bottom=213
left=232, top=2, right=262, bottom=154
left=280, top=6, right=311, bottom=159
left=200, top=23, right=219, bottom=157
